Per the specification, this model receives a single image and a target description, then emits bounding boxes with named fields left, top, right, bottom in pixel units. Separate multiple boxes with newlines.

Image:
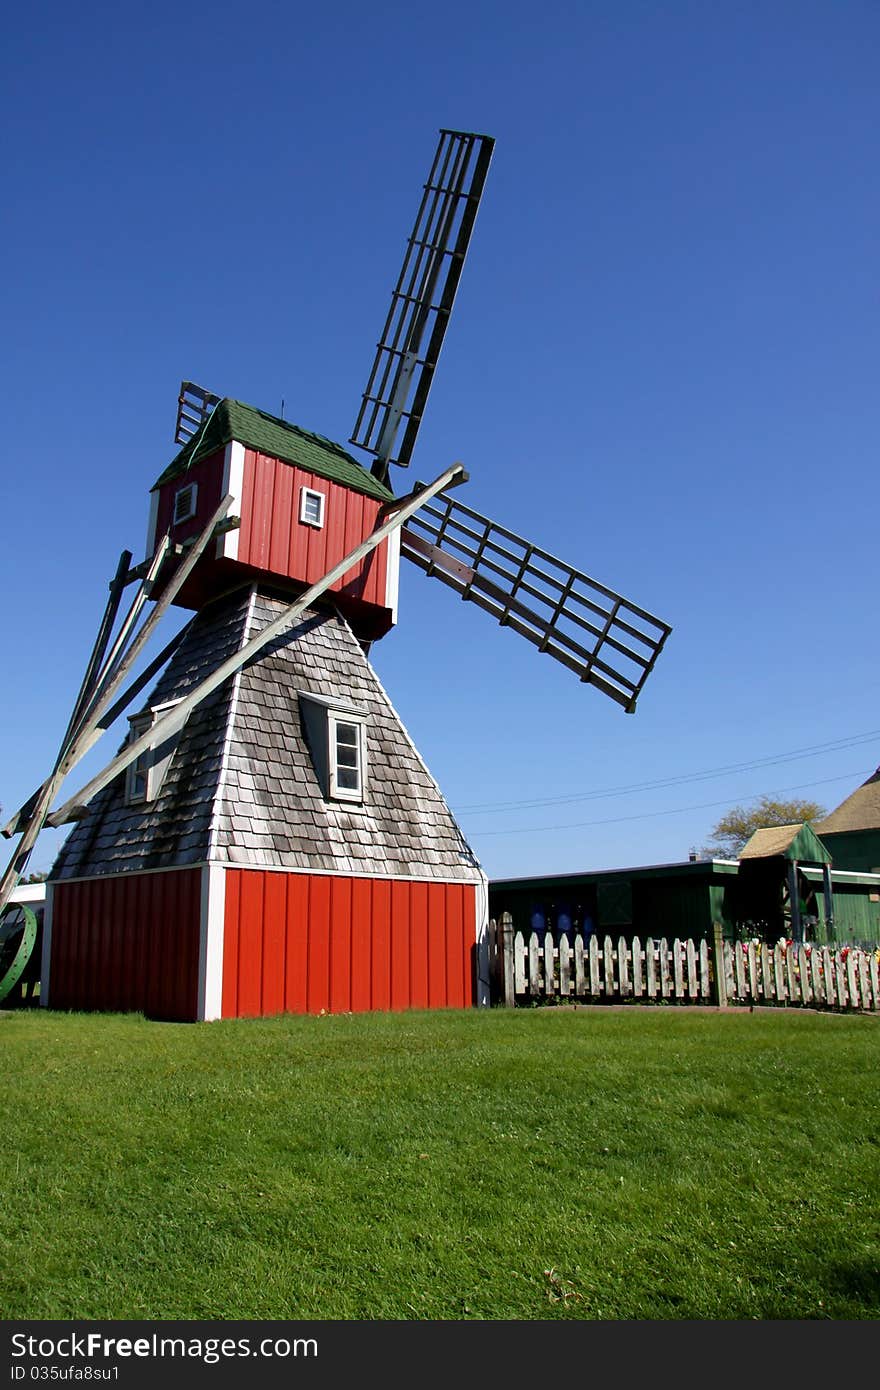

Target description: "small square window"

left=298, top=692, right=367, bottom=804
left=300, top=487, right=326, bottom=528
left=125, top=715, right=154, bottom=804
left=331, top=718, right=363, bottom=799
left=124, top=702, right=182, bottom=806
left=173, top=483, right=198, bottom=525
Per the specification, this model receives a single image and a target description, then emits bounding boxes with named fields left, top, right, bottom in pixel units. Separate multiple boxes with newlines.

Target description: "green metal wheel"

left=0, top=903, right=39, bottom=1005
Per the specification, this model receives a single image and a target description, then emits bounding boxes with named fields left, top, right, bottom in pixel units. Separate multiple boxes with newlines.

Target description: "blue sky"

left=2, top=1, right=878, bottom=880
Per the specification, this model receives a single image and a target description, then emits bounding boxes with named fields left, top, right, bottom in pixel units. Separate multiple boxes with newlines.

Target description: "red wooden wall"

left=236, top=451, right=389, bottom=607
left=221, top=871, right=476, bottom=1017
left=153, top=448, right=224, bottom=549
left=48, top=869, right=201, bottom=1022
left=152, top=447, right=390, bottom=614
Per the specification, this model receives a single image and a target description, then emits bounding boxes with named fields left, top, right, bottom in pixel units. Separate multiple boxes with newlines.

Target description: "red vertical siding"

left=261, top=874, right=287, bottom=1018
left=284, top=874, right=309, bottom=1014
left=268, top=463, right=294, bottom=576
left=237, top=871, right=264, bottom=1017
left=153, top=448, right=395, bottom=624
left=427, top=887, right=448, bottom=1008
left=390, top=880, right=411, bottom=1012
left=370, top=878, right=392, bottom=1012
left=221, top=867, right=241, bottom=1016
left=49, top=869, right=202, bottom=1021
left=350, top=879, right=373, bottom=1014
left=306, top=875, right=331, bottom=1014
left=237, top=454, right=389, bottom=607
left=409, top=882, right=430, bottom=1009
left=445, top=883, right=467, bottom=1008
left=153, top=449, right=225, bottom=553
left=329, top=877, right=352, bottom=1013
left=221, top=870, right=477, bottom=1018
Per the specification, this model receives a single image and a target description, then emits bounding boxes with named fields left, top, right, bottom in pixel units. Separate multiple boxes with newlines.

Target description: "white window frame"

left=173, top=482, right=198, bottom=526
left=125, top=714, right=153, bottom=804
left=328, top=712, right=366, bottom=802
left=299, top=486, right=326, bottom=529
left=124, top=700, right=182, bottom=806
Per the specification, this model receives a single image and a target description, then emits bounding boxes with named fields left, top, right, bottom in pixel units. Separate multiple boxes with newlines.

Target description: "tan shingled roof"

left=739, top=820, right=831, bottom=863
left=739, top=825, right=802, bottom=859
left=815, top=768, right=880, bottom=834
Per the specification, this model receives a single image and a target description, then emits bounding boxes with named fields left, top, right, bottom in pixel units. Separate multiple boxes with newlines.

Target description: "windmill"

left=1, top=130, right=671, bottom=1020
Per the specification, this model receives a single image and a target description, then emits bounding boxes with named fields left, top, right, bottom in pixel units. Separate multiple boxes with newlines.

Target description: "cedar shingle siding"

left=52, top=586, right=482, bottom=884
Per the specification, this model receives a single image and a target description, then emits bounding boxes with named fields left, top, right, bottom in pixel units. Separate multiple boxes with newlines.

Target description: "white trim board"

left=39, top=881, right=55, bottom=1008
left=144, top=488, right=160, bottom=562
left=198, top=864, right=226, bottom=1021
left=47, top=862, right=483, bottom=888
left=219, top=441, right=245, bottom=560
left=385, top=523, right=401, bottom=625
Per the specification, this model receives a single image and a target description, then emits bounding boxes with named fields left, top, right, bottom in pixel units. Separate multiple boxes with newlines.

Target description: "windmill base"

left=41, top=865, right=484, bottom=1021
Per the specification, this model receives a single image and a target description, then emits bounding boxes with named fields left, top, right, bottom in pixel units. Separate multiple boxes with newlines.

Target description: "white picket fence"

left=509, top=931, right=713, bottom=1003
left=721, top=938, right=880, bottom=1012
left=491, top=917, right=880, bottom=1013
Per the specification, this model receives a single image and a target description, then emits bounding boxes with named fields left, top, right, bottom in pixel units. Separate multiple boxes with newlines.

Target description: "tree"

left=704, top=795, right=827, bottom=860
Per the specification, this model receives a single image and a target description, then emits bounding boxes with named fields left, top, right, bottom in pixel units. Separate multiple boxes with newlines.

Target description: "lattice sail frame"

left=175, top=381, right=221, bottom=445
left=401, top=490, right=671, bottom=712
left=350, top=129, right=494, bottom=481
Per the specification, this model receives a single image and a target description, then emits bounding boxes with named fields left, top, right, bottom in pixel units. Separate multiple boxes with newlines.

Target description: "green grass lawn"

left=1, top=1006, right=877, bottom=1320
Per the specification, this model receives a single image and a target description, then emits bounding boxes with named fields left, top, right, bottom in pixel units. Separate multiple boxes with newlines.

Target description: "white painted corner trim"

left=219, top=441, right=245, bottom=560
left=145, top=489, right=161, bottom=562
left=198, top=863, right=226, bottom=1021
left=39, top=882, right=55, bottom=1008
left=475, top=871, right=491, bottom=1007
left=385, top=522, right=401, bottom=625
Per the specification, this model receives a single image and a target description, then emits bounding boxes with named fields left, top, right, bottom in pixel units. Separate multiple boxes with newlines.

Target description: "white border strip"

left=39, top=881, right=55, bottom=1008
left=474, top=870, right=491, bottom=1007
left=206, top=586, right=255, bottom=861
left=198, top=863, right=226, bottom=1021
left=51, top=862, right=483, bottom=888
left=219, top=441, right=245, bottom=560
left=144, top=489, right=160, bottom=562
left=385, top=523, right=401, bottom=624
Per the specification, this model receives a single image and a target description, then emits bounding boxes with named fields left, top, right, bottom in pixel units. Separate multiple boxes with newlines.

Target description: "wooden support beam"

left=821, top=863, right=834, bottom=944
left=1, top=547, right=131, bottom=841
left=59, top=548, right=132, bottom=757
left=85, top=535, right=171, bottom=706
left=711, top=922, right=728, bottom=1007
left=2, top=500, right=229, bottom=843
left=90, top=622, right=194, bottom=736
left=788, top=860, right=802, bottom=942
left=375, top=471, right=469, bottom=524
left=55, top=496, right=231, bottom=779
left=0, top=498, right=232, bottom=915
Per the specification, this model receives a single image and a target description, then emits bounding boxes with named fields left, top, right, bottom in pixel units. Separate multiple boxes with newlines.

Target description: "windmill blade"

left=400, top=491, right=671, bottom=713
left=350, top=129, right=494, bottom=484
left=175, top=380, right=221, bottom=445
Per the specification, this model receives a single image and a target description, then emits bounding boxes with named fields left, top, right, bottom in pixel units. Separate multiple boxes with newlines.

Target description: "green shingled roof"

left=153, top=398, right=394, bottom=502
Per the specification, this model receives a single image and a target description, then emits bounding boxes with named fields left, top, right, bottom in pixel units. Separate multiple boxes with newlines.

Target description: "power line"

left=467, top=768, right=869, bottom=839
left=455, top=728, right=880, bottom=814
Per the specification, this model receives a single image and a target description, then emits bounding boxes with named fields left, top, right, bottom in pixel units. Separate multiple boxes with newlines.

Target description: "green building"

left=814, top=766, right=880, bottom=874
left=490, top=844, right=880, bottom=947
left=490, top=858, right=742, bottom=945
left=736, top=821, right=880, bottom=944
left=490, top=770, right=880, bottom=948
